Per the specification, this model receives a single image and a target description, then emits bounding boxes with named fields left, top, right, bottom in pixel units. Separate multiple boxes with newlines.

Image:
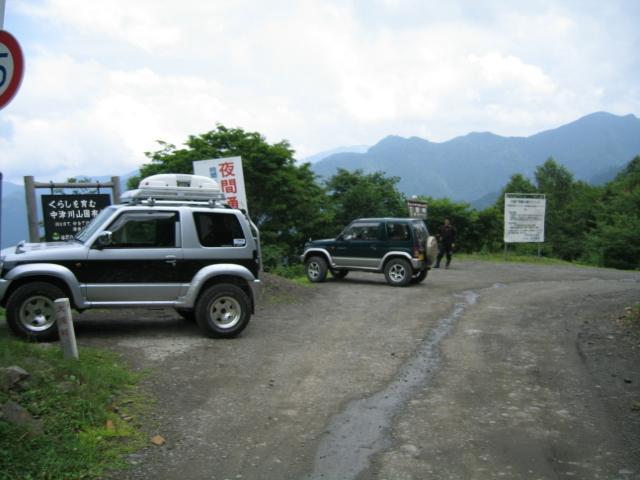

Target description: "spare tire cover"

left=426, top=236, right=438, bottom=266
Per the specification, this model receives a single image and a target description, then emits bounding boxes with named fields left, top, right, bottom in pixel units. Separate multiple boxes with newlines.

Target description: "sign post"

left=1, top=0, right=6, bottom=29
left=504, top=193, right=546, bottom=256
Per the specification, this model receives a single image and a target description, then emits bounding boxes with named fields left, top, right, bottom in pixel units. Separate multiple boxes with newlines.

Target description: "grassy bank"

left=0, top=311, right=147, bottom=479
left=457, top=252, right=596, bottom=267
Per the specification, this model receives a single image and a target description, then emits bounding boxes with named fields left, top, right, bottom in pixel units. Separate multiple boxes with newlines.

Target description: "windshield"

left=74, top=206, right=117, bottom=244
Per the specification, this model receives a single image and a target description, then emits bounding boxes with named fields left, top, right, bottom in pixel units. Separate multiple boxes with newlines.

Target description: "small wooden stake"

left=55, top=298, right=79, bottom=359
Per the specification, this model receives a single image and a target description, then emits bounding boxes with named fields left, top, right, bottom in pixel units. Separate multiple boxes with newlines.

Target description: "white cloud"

left=1, top=0, right=638, bottom=181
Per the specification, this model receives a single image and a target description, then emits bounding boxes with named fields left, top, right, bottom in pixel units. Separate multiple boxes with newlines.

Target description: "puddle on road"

left=305, top=291, right=479, bottom=480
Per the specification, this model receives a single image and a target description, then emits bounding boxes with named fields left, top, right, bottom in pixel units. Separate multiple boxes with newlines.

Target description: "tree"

left=326, top=169, right=406, bottom=230
left=584, top=156, right=640, bottom=269
left=496, top=173, right=537, bottom=210
left=417, top=196, right=477, bottom=252
left=534, top=158, right=577, bottom=259
left=131, top=125, right=331, bottom=267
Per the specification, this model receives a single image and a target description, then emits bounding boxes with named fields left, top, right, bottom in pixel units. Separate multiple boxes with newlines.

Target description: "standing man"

left=435, top=217, right=457, bottom=269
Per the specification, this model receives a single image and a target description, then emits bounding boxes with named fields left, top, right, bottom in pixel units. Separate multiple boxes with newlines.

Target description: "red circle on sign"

left=0, top=30, right=25, bottom=110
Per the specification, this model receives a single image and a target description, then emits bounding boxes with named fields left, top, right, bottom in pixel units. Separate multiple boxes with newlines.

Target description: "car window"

left=75, top=206, right=116, bottom=243
left=107, top=211, right=177, bottom=248
left=194, top=212, right=246, bottom=247
left=412, top=221, right=429, bottom=243
left=343, top=222, right=382, bottom=241
left=386, top=222, right=410, bottom=241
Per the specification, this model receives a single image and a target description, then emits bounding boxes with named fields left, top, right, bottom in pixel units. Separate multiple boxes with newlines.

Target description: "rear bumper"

left=411, top=259, right=426, bottom=270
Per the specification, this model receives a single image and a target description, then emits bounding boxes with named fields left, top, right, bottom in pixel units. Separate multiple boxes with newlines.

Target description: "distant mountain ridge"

left=303, top=145, right=369, bottom=163
left=312, top=112, right=640, bottom=204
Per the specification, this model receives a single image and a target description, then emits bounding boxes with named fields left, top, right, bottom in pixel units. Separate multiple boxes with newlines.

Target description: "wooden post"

left=24, top=176, right=39, bottom=242
left=111, top=176, right=121, bottom=203
left=55, top=298, right=79, bottom=360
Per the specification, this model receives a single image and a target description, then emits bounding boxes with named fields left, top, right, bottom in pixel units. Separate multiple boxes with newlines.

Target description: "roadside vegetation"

left=0, top=309, right=147, bottom=479
left=456, top=252, right=589, bottom=267
left=131, top=125, right=639, bottom=272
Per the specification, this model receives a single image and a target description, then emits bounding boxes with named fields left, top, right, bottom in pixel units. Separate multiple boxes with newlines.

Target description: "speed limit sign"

left=0, top=30, right=24, bottom=110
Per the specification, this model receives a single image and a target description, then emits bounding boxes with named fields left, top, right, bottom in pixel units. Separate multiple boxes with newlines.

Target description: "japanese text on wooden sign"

left=41, top=194, right=111, bottom=241
left=407, top=199, right=428, bottom=219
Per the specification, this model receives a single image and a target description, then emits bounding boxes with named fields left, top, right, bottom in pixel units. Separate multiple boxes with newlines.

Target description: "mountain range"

left=2, top=112, right=640, bottom=247
left=311, top=112, right=640, bottom=207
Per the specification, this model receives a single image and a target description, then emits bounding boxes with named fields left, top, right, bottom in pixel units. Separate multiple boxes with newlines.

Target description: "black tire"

left=175, top=308, right=196, bottom=322
left=384, top=258, right=412, bottom=287
left=305, top=256, right=328, bottom=283
left=195, top=284, right=251, bottom=338
left=332, top=269, right=349, bottom=279
left=6, top=282, right=65, bottom=341
left=411, top=268, right=428, bottom=284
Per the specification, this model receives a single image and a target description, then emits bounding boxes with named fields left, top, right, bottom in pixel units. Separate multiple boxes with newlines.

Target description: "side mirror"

left=95, top=231, right=113, bottom=249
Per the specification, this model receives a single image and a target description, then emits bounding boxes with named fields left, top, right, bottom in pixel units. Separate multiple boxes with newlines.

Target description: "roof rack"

left=120, top=174, right=229, bottom=207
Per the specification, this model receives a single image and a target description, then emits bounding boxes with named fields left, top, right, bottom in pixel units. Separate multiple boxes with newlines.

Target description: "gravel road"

left=73, top=261, right=640, bottom=480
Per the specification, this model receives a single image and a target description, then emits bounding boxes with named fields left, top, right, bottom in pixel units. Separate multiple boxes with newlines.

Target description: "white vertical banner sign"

left=193, top=157, right=248, bottom=212
left=504, top=194, right=546, bottom=243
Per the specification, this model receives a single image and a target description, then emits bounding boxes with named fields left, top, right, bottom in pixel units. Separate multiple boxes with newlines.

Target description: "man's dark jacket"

left=438, top=224, right=457, bottom=247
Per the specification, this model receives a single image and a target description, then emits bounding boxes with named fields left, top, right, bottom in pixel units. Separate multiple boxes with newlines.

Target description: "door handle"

left=165, top=255, right=177, bottom=266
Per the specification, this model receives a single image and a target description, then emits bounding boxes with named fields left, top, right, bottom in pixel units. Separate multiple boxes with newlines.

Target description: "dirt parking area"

left=68, top=262, right=640, bottom=480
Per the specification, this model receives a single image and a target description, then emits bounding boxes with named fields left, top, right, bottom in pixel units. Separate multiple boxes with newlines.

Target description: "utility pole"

left=0, top=0, right=6, bottom=29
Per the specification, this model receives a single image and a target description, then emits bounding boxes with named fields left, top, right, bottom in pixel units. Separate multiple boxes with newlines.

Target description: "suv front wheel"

left=384, top=258, right=412, bottom=287
left=6, top=282, right=65, bottom=341
left=195, top=284, right=251, bottom=338
left=305, top=256, right=328, bottom=283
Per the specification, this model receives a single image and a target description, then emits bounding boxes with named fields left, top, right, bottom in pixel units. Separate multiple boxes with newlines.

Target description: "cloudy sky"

left=0, top=0, right=638, bottom=183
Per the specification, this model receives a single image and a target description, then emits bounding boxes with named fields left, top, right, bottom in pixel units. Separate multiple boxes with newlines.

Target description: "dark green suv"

left=300, top=218, right=437, bottom=287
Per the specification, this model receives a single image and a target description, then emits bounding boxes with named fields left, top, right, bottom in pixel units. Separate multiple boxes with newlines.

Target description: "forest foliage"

left=133, top=125, right=640, bottom=271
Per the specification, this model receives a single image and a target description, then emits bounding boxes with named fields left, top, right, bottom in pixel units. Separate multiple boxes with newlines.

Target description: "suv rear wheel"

left=305, top=256, right=328, bottom=283
left=6, top=282, right=65, bottom=341
left=195, top=284, right=251, bottom=338
left=384, top=258, right=412, bottom=287
left=411, top=268, right=428, bottom=284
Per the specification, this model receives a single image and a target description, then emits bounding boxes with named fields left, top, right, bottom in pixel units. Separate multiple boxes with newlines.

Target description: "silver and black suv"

left=0, top=174, right=261, bottom=341
left=300, top=217, right=437, bottom=287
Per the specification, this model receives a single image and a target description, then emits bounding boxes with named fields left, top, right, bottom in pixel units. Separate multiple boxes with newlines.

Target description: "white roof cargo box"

left=121, top=174, right=227, bottom=206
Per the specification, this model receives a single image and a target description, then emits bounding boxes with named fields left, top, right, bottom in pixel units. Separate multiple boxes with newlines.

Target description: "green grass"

left=457, top=252, right=596, bottom=267
left=289, top=275, right=313, bottom=286
left=0, top=314, right=148, bottom=479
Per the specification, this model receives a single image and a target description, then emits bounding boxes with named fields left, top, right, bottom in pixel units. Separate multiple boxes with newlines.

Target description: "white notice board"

left=193, top=157, right=248, bottom=212
left=504, top=194, right=546, bottom=243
